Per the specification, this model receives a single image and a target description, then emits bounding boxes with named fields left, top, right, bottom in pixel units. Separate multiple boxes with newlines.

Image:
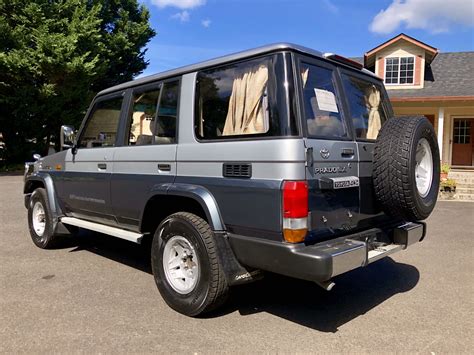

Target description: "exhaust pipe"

left=315, top=280, right=335, bottom=291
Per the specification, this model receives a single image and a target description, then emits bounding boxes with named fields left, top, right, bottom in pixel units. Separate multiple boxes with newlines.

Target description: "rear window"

left=127, top=80, right=179, bottom=146
left=341, top=74, right=387, bottom=140
left=300, top=62, right=348, bottom=139
left=195, top=57, right=271, bottom=139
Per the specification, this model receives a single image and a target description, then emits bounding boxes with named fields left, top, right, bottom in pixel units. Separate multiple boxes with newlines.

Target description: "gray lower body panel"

left=175, top=176, right=283, bottom=235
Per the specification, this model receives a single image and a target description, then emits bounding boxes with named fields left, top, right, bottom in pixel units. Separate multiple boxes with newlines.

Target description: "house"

left=357, top=33, right=474, bottom=169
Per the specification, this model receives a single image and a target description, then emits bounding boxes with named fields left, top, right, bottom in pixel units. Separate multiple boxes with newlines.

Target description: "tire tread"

left=28, top=188, right=58, bottom=249
left=167, top=212, right=228, bottom=315
left=373, top=116, right=439, bottom=221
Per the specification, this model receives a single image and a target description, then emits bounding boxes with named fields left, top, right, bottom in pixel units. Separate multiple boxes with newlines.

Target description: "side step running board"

left=60, top=217, right=144, bottom=244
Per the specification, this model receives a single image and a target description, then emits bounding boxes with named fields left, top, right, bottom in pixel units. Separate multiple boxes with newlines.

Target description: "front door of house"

left=452, top=118, right=474, bottom=166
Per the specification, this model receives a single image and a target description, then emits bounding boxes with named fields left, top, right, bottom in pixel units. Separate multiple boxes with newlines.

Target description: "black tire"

left=151, top=212, right=229, bottom=316
left=373, top=116, right=440, bottom=221
left=27, top=188, right=59, bottom=249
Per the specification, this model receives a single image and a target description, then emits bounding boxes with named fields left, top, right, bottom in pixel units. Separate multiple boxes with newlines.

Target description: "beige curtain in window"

left=301, top=67, right=309, bottom=88
left=366, top=85, right=381, bottom=140
left=223, top=64, right=268, bottom=135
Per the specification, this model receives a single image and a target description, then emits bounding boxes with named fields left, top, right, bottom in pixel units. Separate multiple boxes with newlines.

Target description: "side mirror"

left=60, top=125, right=75, bottom=151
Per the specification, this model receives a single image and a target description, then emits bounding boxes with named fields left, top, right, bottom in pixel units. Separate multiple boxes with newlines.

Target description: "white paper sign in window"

left=314, top=88, right=339, bottom=113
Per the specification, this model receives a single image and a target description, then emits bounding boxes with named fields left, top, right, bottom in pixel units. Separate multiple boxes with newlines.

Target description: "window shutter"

left=377, top=57, right=384, bottom=79
left=414, top=55, right=422, bottom=86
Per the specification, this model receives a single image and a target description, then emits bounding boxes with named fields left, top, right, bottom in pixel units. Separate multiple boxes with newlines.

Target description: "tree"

left=0, top=0, right=155, bottom=163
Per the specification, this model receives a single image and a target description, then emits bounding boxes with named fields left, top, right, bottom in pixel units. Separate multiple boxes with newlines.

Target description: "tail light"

left=282, top=181, right=308, bottom=243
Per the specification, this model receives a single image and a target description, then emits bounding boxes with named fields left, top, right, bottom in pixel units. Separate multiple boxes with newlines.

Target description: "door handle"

left=341, top=148, right=355, bottom=157
left=157, top=164, right=171, bottom=172
left=97, top=163, right=107, bottom=170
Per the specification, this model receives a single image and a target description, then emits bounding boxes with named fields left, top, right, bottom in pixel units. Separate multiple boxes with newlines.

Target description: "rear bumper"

left=228, top=222, right=425, bottom=282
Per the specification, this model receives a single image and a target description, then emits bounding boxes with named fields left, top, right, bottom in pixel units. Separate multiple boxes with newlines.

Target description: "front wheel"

left=151, top=212, right=229, bottom=317
left=27, top=188, right=59, bottom=248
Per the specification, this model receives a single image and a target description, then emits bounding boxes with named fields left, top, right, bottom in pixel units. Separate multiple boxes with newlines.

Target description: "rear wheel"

left=151, top=212, right=228, bottom=316
left=373, top=116, right=440, bottom=221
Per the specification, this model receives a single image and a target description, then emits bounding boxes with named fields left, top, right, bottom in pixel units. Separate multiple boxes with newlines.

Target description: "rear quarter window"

left=195, top=56, right=280, bottom=140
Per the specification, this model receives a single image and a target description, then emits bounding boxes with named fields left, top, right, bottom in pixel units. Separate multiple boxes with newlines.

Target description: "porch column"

left=437, top=107, right=444, bottom=162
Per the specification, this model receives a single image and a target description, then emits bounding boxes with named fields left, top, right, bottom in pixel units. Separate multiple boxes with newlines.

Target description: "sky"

left=139, top=0, right=474, bottom=77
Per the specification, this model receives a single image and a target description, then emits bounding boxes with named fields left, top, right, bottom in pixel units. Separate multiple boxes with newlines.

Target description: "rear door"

left=295, top=57, right=361, bottom=241
left=110, top=79, right=180, bottom=230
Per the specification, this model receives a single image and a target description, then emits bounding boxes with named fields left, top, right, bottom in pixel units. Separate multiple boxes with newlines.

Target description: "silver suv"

left=24, top=44, right=440, bottom=316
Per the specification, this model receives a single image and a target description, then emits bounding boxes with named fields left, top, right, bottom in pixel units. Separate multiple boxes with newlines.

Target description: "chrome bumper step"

left=330, top=222, right=425, bottom=277
left=367, top=244, right=404, bottom=264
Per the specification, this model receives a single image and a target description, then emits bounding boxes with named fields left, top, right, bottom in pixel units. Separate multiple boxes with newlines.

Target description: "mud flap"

left=213, top=231, right=263, bottom=286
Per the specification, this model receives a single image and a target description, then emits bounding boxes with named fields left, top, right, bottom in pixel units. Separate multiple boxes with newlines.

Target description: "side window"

left=128, top=80, right=179, bottom=145
left=341, top=74, right=387, bottom=140
left=195, top=57, right=271, bottom=139
left=300, top=63, right=347, bottom=138
left=156, top=81, right=179, bottom=143
left=128, top=88, right=161, bottom=145
left=78, top=96, right=123, bottom=148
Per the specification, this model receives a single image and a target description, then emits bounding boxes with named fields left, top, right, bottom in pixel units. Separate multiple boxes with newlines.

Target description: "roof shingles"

left=389, top=52, right=474, bottom=98
left=352, top=52, right=474, bottom=98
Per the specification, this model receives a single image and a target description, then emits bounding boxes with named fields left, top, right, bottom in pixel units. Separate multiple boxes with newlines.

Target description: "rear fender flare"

left=143, top=183, right=225, bottom=231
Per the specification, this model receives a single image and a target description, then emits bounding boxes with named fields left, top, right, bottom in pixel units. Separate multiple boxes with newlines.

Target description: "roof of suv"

left=98, top=43, right=378, bottom=96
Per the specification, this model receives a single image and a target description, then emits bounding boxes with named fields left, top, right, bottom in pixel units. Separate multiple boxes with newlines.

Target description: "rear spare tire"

left=373, top=116, right=440, bottom=221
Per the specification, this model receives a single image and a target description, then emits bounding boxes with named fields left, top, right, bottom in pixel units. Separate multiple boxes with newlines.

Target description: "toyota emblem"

left=320, top=148, right=330, bottom=159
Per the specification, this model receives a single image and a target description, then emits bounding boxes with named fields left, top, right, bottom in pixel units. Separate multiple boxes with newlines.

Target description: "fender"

left=168, top=183, right=225, bottom=231
left=142, top=182, right=225, bottom=231
left=142, top=183, right=260, bottom=286
left=24, top=172, right=66, bottom=234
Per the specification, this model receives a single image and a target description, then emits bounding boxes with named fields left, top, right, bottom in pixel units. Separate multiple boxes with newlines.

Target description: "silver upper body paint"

left=97, top=43, right=377, bottom=97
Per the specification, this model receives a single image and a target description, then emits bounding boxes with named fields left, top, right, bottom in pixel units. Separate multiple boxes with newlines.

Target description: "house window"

left=454, top=119, right=471, bottom=144
left=385, top=57, right=414, bottom=84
